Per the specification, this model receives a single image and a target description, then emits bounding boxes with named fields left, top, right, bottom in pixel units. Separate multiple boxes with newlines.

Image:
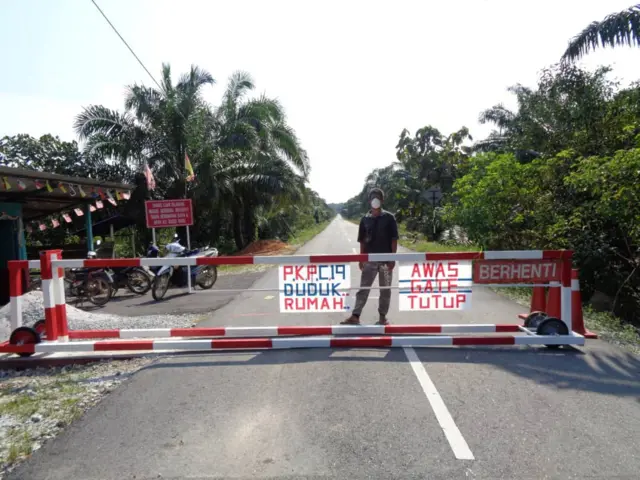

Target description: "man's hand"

left=387, top=261, right=395, bottom=271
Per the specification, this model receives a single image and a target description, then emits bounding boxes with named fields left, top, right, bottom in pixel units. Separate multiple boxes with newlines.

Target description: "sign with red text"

left=145, top=199, right=193, bottom=228
left=279, top=264, right=351, bottom=312
left=473, top=259, right=561, bottom=284
left=399, top=260, right=473, bottom=311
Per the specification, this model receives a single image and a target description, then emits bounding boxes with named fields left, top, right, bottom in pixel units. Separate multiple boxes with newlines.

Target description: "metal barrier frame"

left=1, top=249, right=587, bottom=357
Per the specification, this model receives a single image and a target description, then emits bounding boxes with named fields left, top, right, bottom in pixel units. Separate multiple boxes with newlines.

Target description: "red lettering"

left=284, top=298, right=293, bottom=309
left=448, top=262, right=459, bottom=277
left=295, top=266, right=305, bottom=281
left=411, top=263, right=421, bottom=278
left=443, top=295, right=455, bottom=308
left=321, top=298, right=330, bottom=309
left=456, top=294, right=467, bottom=308
left=411, top=280, right=422, bottom=293
left=307, top=298, right=318, bottom=309
left=409, top=295, right=418, bottom=309
left=308, top=265, right=317, bottom=278
left=447, top=280, right=458, bottom=292
left=332, top=298, right=344, bottom=309
left=283, top=266, right=293, bottom=280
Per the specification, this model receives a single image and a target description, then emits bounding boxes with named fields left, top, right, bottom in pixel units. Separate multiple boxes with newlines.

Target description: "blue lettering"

left=335, top=265, right=346, bottom=280
left=284, top=283, right=293, bottom=296
left=319, top=265, right=329, bottom=280
left=307, top=283, right=317, bottom=296
left=331, top=282, right=341, bottom=296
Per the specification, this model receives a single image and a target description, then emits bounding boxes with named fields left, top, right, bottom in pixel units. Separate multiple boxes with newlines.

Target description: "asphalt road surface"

left=10, top=216, right=640, bottom=480
left=86, top=268, right=265, bottom=318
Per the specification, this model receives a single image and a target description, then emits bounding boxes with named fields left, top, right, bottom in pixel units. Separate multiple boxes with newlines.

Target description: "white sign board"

left=399, top=260, right=472, bottom=310
left=279, top=264, right=352, bottom=313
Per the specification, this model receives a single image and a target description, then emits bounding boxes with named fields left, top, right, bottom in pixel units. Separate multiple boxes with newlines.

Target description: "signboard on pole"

left=399, top=260, right=472, bottom=310
left=145, top=199, right=193, bottom=228
left=422, top=186, right=442, bottom=206
left=279, top=264, right=351, bottom=312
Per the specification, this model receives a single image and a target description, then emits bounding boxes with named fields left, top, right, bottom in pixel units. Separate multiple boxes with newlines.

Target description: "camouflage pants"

left=352, top=262, right=393, bottom=317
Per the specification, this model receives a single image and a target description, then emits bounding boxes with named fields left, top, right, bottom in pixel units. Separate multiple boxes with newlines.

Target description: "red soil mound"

left=235, top=240, right=291, bottom=256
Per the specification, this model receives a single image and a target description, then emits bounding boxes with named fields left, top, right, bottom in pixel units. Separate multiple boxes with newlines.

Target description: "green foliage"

left=341, top=62, right=640, bottom=329
left=562, top=4, right=640, bottom=63
left=1, top=63, right=334, bottom=255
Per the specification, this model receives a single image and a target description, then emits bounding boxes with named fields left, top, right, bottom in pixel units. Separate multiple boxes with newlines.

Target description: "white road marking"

left=403, top=346, right=475, bottom=461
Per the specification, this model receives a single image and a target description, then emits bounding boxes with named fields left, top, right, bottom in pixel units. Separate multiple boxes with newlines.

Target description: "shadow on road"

left=141, top=346, right=640, bottom=398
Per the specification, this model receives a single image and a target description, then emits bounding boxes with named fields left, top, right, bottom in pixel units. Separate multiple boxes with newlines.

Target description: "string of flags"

left=0, top=175, right=131, bottom=201
left=0, top=175, right=132, bottom=232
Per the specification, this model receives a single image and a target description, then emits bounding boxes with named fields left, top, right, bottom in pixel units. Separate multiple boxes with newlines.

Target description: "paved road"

left=92, top=269, right=264, bottom=317
left=10, top=216, right=640, bottom=479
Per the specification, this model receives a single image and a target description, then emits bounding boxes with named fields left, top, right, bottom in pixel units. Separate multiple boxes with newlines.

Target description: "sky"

left=1, top=0, right=639, bottom=204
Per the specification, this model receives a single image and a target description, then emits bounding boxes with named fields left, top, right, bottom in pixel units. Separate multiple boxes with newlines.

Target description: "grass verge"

left=0, top=358, right=151, bottom=475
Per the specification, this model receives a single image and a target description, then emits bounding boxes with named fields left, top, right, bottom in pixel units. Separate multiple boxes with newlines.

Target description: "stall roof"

left=0, top=166, right=135, bottom=221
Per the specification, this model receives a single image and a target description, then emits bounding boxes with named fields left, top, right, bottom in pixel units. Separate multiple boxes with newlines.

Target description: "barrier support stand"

left=40, top=250, right=60, bottom=342
left=51, top=251, right=69, bottom=342
left=560, top=253, right=573, bottom=333
left=8, top=260, right=26, bottom=331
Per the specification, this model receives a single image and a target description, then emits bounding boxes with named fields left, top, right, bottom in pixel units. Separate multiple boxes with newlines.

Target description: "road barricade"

left=1, top=249, right=590, bottom=358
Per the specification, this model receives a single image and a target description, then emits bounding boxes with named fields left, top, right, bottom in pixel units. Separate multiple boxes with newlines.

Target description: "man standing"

left=342, top=187, right=398, bottom=325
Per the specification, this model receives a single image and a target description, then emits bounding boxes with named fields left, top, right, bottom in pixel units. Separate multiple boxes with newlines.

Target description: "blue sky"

left=1, top=0, right=639, bottom=203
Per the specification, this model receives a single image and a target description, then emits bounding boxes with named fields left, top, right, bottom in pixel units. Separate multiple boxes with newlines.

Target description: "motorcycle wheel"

left=196, top=265, right=218, bottom=290
left=127, top=269, right=152, bottom=295
left=152, top=273, right=171, bottom=301
left=87, top=278, right=113, bottom=306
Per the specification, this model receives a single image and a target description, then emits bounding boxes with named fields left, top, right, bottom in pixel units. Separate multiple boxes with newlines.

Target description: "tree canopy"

left=0, top=63, right=334, bottom=254
left=342, top=62, right=640, bottom=326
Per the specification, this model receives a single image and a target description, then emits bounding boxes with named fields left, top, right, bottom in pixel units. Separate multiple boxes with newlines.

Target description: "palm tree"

left=74, top=63, right=216, bottom=197
left=207, top=71, right=310, bottom=248
left=561, top=4, right=640, bottom=63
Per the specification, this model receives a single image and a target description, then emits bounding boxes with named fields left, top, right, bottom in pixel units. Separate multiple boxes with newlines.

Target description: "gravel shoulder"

left=0, top=357, right=154, bottom=478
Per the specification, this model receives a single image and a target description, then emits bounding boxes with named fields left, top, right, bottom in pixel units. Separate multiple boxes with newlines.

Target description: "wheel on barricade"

left=524, top=311, right=548, bottom=330
left=9, top=326, right=41, bottom=358
left=33, top=319, right=46, bottom=340
left=536, top=317, right=569, bottom=349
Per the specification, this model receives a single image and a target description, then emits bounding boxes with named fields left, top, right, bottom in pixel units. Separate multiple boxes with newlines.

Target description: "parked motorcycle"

left=151, top=235, right=219, bottom=301
left=89, top=239, right=153, bottom=298
left=64, top=249, right=114, bottom=307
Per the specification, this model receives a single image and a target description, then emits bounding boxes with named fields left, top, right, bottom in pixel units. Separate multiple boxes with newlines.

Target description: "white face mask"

left=371, top=198, right=381, bottom=209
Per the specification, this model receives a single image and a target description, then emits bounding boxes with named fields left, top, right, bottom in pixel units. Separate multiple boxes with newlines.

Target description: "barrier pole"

left=51, top=251, right=69, bottom=342
left=40, top=251, right=59, bottom=341
left=8, top=260, right=25, bottom=331
left=560, top=252, right=573, bottom=332
left=186, top=226, right=192, bottom=294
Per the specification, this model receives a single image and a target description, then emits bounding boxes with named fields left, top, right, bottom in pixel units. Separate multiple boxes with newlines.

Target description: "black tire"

left=33, top=319, right=47, bottom=340
left=536, top=317, right=569, bottom=349
left=87, top=278, right=113, bottom=306
left=196, top=265, right=218, bottom=290
left=127, top=269, right=152, bottom=295
left=152, top=273, right=171, bottom=300
left=10, top=326, right=41, bottom=358
left=524, top=311, right=548, bottom=330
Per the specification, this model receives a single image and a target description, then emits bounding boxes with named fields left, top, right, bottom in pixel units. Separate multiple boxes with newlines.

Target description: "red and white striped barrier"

left=66, top=323, right=525, bottom=340
left=52, top=249, right=571, bottom=269
left=0, top=332, right=586, bottom=355
left=2, top=248, right=587, bottom=358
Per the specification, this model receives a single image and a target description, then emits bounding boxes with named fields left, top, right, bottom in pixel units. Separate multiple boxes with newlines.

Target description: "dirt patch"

left=235, top=240, right=293, bottom=256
